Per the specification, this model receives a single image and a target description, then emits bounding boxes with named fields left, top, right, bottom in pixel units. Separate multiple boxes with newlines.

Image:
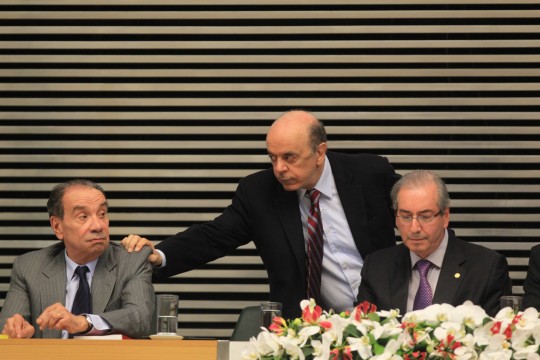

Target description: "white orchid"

left=242, top=299, right=540, bottom=360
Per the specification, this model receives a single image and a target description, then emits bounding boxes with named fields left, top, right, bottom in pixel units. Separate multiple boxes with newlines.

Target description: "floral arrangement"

left=241, top=299, right=540, bottom=360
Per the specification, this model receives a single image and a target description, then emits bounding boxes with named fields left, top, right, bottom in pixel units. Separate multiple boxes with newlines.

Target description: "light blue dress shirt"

left=298, top=156, right=363, bottom=312
left=64, top=253, right=111, bottom=338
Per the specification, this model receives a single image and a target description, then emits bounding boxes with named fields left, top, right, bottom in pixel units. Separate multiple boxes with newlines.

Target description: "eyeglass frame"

left=395, top=210, right=443, bottom=225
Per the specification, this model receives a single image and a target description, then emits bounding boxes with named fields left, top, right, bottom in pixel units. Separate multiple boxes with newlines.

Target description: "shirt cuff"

left=85, top=314, right=112, bottom=335
left=155, top=249, right=166, bottom=268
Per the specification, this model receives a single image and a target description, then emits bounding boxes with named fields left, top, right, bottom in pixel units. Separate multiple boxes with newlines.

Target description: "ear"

left=50, top=216, right=64, bottom=240
left=316, top=142, right=327, bottom=165
left=442, top=208, right=450, bottom=228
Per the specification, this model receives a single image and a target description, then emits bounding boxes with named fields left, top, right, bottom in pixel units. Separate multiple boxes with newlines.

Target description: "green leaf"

left=343, top=323, right=362, bottom=338
left=373, top=341, right=386, bottom=355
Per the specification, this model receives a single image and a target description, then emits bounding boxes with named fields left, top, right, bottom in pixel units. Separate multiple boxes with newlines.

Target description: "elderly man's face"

left=266, top=112, right=326, bottom=191
left=50, top=185, right=110, bottom=264
left=395, top=182, right=450, bottom=258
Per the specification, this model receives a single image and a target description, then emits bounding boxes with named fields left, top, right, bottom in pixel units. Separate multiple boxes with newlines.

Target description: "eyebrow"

left=397, top=209, right=435, bottom=215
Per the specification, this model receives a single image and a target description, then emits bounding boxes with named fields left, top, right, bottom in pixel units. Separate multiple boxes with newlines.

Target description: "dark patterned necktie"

left=413, top=259, right=433, bottom=310
left=306, top=189, right=324, bottom=303
left=72, top=265, right=92, bottom=315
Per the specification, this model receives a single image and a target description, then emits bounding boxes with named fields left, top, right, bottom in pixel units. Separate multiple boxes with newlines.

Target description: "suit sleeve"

left=99, top=248, right=155, bottom=338
left=482, top=253, right=513, bottom=316
left=355, top=255, right=378, bottom=307
left=155, top=178, right=253, bottom=278
left=0, top=256, right=32, bottom=331
left=524, top=245, right=540, bottom=310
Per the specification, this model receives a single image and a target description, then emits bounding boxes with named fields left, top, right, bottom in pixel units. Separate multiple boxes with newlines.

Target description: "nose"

left=274, top=158, right=288, bottom=173
left=409, top=217, right=422, bottom=232
left=88, top=215, right=104, bottom=232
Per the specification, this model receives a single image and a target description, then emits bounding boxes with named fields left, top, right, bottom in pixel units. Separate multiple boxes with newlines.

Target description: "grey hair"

left=390, top=170, right=450, bottom=212
left=47, top=179, right=106, bottom=218
left=308, top=119, right=327, bottom=153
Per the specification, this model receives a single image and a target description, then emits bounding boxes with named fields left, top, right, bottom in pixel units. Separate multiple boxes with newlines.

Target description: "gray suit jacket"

left=0, top=242, right=155, bottom=338
left=356, top=229, right=512, bottom=316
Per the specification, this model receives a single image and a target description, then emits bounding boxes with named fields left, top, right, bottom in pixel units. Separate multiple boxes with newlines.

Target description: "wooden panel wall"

left=0, top=0, right=539, bottom=338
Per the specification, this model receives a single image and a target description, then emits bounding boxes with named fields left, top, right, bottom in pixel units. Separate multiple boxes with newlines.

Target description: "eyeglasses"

left=396, top=210, right=442, bottom=225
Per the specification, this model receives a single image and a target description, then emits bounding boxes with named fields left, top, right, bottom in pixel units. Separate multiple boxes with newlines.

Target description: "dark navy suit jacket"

left=155, top=151, right=399, bottom=318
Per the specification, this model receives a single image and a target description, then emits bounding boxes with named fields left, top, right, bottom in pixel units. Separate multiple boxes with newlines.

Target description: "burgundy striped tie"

left=306, top=189, right=324, bottom=302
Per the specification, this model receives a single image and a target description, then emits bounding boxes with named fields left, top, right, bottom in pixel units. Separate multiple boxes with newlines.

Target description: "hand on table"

left=36, top=303, right=88, bottom=335
left=2, top=313, right=35, bottom=338
left=121, top=234, right=162, bottom=267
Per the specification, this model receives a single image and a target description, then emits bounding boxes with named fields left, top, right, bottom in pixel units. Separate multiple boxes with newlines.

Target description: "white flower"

left=240, top=299, right=540, bottom=360
left=478, top=333, right=512, bottom=360
left=296, top=325, right=321, bottom=347
left=311, top=335, right=332, bottom=360
left=453, top=301, right=489, bottom=329
left=248, top=329, right=283, bottom=357
left=369, top=338, right=402, bottom=360
left=279, top=336, right=305, bottom=360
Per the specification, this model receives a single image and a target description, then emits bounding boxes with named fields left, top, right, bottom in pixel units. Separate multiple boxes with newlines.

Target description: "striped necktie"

left=306, top=189, right=324, bottom=303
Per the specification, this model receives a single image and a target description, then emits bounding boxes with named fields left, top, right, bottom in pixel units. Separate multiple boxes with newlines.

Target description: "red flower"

left=404, top=351, right=427, bottom=360
left=302, top=304, right=323, bottom=324
left=435, top=334, right=462, bottom=358
left=503, top=324, right=513, bottom=339
left=354, top=301, right=377, bottom=321
left=330, top=347, right=353, bottom=360
left=490, top=321, right=502, bottom=335
left=268, top=316, right=287, bottom=335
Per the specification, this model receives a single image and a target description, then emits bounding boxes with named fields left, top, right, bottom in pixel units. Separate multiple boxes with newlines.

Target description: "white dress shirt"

left=298, top=156, right=363, bottom=312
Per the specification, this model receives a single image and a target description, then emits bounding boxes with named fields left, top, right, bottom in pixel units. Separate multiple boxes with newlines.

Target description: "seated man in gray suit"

left=0, top=179, right=155, bottom=339
left=356, top=170, right=512, bottom=316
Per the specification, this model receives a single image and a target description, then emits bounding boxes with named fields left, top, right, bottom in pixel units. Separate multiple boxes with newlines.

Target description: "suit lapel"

left=389, top=245, right=411, bottom=313
left=327, top=153, right=368, bottom=256
left=433, top=231, right=466, bottom=305
left=40, top=247, right=67, bottom=338
left=274, top=184, right=306, bottom=281
left=91, top=246, right=117, bottom=314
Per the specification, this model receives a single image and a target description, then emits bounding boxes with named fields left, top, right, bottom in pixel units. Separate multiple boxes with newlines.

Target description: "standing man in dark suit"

left=122, top=109, right=400, bottom=318
left=523, top=244, right=540, bottom=309
left=356, top=170, right=512, bottom=316
left=0, top=179, right=155, bottom=339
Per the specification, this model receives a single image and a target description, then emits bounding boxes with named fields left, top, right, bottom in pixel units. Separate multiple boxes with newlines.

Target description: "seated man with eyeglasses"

left=355, top=169, right=511, bottom=316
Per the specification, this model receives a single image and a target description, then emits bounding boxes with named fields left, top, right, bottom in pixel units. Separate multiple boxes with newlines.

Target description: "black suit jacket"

left=523, top=244, right=540, bottom=309
left=156, top=151, right=399, bottom=318
left=356, top=229, right=512, bottom=316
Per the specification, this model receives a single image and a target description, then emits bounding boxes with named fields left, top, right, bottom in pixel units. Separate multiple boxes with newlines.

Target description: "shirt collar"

left=65, top=250, right=99, bottom=281
left=297, top=155, right=333, bottom=200
left=410, top=228, right=449, bottom=269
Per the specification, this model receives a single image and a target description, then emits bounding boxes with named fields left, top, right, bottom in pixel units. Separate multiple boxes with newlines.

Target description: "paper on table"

left=149, top=334, right=184, bottom=340
left=73, top=334, right=126, bottom=340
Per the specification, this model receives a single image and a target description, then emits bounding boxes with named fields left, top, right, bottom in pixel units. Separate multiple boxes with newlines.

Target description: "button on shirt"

left=298, top=156, right=363, bottom=312
left=64, top=253, right=110, bottom=338
left=406, top=229, right=449, bottom=313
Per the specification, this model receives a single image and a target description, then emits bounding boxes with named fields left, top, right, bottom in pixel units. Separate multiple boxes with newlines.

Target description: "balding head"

left=268, top=110, right=326, bottom=153
left=266, top=110, right=327, bottom=191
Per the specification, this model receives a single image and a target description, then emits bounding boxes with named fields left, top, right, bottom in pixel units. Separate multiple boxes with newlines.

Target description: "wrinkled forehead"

left=62, top=185, right=107, bottom=210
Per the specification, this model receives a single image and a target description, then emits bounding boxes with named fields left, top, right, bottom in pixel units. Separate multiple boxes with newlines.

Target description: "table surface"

left=0, top=338, right=219, bottom=360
